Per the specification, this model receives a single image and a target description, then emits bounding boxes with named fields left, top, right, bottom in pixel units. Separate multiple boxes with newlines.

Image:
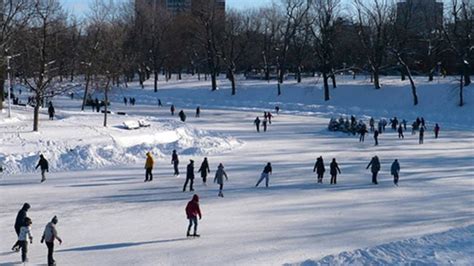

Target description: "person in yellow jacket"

left=145, top=152, right=154, bottom=182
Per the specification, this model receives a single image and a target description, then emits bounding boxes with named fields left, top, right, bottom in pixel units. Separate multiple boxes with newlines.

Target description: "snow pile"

left=287, top=225, right=474, bottom=266
left=0, top=116, right=242, bottom=175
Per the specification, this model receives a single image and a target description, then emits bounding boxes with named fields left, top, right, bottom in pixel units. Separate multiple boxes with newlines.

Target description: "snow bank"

left=286, top=225, right=474, bottom=266
left=0, top=115, right=241, bottom=175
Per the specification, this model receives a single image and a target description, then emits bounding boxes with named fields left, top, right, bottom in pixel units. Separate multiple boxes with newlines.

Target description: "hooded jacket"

left=185, top=195, right=202, bottom=219
left=214, top=165, right=228, bottom=185
left=15, top=204, right=30, bottom=230
left=36, top=156, right=49, bottom=171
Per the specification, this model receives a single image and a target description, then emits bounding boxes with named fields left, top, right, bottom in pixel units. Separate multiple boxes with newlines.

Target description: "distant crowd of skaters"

left=329, top=115, right=441, bottom=145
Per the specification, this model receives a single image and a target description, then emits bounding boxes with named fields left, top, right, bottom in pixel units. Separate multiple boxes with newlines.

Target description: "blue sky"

left=61, top=0, right=273, bottom=16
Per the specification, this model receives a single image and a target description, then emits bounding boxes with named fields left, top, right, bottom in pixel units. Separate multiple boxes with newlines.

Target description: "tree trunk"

left=373, top=69, right=381, bottom=89
left=323, top=72, right=330, bottom=101
left=229, top=68, right=236, bottom=95
left=397, top=55, right=418, bottom=105
left=211, top=72, right=217, bottom=91
left=33, top=94, right=41, bottom=131
left=331, top=73, right=337, bottom=88
left=103, top=78, right=110, bottom=127
left=154, top=70, right=158, bottom=92
left=81, top=74, right=91, bottom=111
left=459, top=75, right=464, bottom=107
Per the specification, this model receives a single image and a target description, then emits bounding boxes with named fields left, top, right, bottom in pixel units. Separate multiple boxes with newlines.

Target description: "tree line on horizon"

left=0, top=0, right=472, bottom=131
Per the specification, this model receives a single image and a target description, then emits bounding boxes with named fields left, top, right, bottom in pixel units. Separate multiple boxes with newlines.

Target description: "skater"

left=170, top=104, right=175, bottom=116
left=12, top=203, right=31, bottom=252
left=275, top=106, right=280, bottom=114
left=412, top=121, right=417, bottom=135
left=369, top=117, right=375, bottom=132
left=267, top=112, right=273, bottom=124
left=366, top=156, right=381, bottom=184
left=330, top=158, right=341, bottom=184
left=402, top=119, right=407, bottom=130
left=398, top=124, right=404, bottom=139
left=359, top=127, right=368, bottom=142
left=419, top=127, right=425, bottom=144
left=434, top=123, right=440, bottom=138
left=144, top=152, right=154, bottom=182
left=313, top=157, right=325, bottom=183
left=179, top=110, right=186, bottom=122
left=254, top=117, right=261, bottom=132
left=390, top=117, right=398, bottom=130
left=421, top=117, right=426, bottom=129
left=17, top=217, right=33, bottom=263
left=377, top=120, right=383, bottom=133
left=158, top=99, right=162, bottom=107
left=183, top=160, right=195, bottom=192
left=36, top=154, right=49, bottom=183
left=256, top=162, right=272, bottom=187
left=198, top=157, right=210, bottom=184
left=196, top=106, right=200, bottom=117
left=171, top=150, right=179, bottom=176
left=123, top=97, right=127, bottom=105
left=262, top=118, right=268, bottom=132
left=41, top=216, right=62, bottom=266
left=214, top=163, right=228, bottom=197
left=48, top=102, right=55, bottom=120
left=373, top=129, right=379, bottom=146
left=95, top=98, right=100, bottom=112
left=185, top=194, right=202, bottom=237
left=391, top=159, right=400, bottom=186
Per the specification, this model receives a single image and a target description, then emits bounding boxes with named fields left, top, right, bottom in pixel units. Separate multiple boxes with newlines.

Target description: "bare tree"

left=309, top=0, right=340, bottom=101
left=354, top=0, right=393, bottom=89
left=443, top=0, right=473, bottom=106
left=0, top=0, right=32, bottom=110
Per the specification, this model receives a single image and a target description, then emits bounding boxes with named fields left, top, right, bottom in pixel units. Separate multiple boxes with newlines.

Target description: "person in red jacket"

left=185, top=194, right=202, bottom=237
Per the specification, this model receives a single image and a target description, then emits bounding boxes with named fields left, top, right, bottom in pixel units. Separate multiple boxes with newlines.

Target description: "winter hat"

left=190, top=159, right=194, bottom=163
left=52, top=216, right=58, bottom=224
left=23, top=203, right=31, bottom=210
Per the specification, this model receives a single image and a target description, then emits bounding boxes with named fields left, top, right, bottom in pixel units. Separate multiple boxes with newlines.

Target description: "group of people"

left=169, top=105, right=201, bottom=122
left=123, top=97, right=136, bottom=106
left=253, top=111, right=274, bottom=132
left=11, top=203, right=62, bottom=265
left=329, top=115, right=441, bottom=146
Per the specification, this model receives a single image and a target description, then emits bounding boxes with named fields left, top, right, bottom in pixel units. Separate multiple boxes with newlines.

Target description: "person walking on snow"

left=434, top=123, right=440, bottom=139
left=36, top=154, right=49, bottom=183
left=369, top=117, right=375, bottom=132
left=391, top=159, right=400, bottom=186
left=17, top=217, right=33, bottom=263
left=373, top=129, right=379, bottom=146
left=419, top=127, right=425, bottom=144
left=144, top=152, right=154, bottom=182
left=214, top=163, right=228, bottom=197
left=183, top=160, right=195, bottom=192
left=171, top=150, right=180, bottom=176
left=48, top=102, right=55, bottom=120
left=196, top=106, right=200, bottom=117
left=198, top=157, right=210, bottom=185
left=179, top=110, right=186, bottom=122
left=185, top=194, right=202, bottom=237
left=12, top=203, right=31, bottom=252
left=366, top=156, right=381, bottom=184
left=313, top=156, right=326, bottom=183
left=398, top=124, right=404, bottom=139
left=256, top=162, right=272, bottom=187
left=41, top=216, right=62, bottom=266
left=263, top=118, right=268, bottom=132
left=170, top=104, right=175, bottom=116
left=330, top=158, right=341, bottom=185
left=268, top=112, right=273, bottom=124
left=359, top=127, right=368, bottom=142
left=254, top=117, right=261, bottom=132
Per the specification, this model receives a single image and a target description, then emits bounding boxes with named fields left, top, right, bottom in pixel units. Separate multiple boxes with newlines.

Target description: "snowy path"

left=1, top=105, right=473, bottom=265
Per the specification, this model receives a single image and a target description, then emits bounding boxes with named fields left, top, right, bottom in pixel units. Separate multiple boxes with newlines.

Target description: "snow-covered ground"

left=1, top=75, right=473, bottom=265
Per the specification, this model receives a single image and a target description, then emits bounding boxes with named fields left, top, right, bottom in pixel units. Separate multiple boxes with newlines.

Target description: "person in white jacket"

left=41, top=216, right=62, bottom=266
left=18, top=217, right=33, bottom=263
left=214, top=163, right=228, bottom=197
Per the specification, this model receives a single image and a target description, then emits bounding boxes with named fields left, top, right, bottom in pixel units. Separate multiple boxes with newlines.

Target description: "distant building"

left=396, top=0, right=443, bottom=35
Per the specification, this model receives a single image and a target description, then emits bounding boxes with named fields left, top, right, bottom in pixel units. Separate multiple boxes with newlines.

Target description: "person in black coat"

left=95, top=98, right=100, bottom=112
left=256, top=162, right=272, bottom=187
left=48, top=102, right=55, bottom=120
left=374, top=129, right=379, bottom=146
left=36, top=154, right=49, bottom=183
left=171, top=150, right=179, bottom=176
left=170, top=104, right=175, bottom=116
left=313, top=156, right=325, bottom=183
left=183, top=160, right=195, bottom=192
left=198, top=157, right=210, bottom=184
left=179, top=110, right=186, bottom=122
left=11, top=203, right=31, bottom=251
left=196, top=106, right=201, bottom=117
left=366, top=156, right=381, bottom=184
left=330, top=158, right=341, bottom=184
left=398, top=124, right=404, bottom=139
left=254, top=117, right=261, bottom=132
left=419, top=127, right=425, bottom=144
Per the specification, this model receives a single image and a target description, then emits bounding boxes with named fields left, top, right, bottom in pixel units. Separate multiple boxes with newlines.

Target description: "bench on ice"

left=122, top=120, right=151, bottom=130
